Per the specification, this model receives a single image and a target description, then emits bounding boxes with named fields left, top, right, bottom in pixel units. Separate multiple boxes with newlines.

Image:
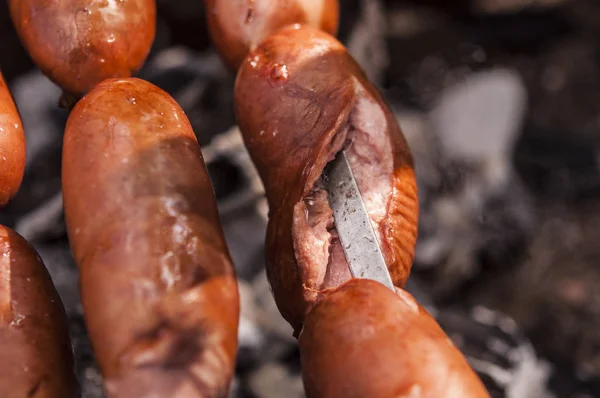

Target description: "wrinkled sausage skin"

left=0, top=226, right=78, bottom=398
left=205, top=0, right=339, bottom=70
left=0, top=72, right=26, bottom=206
left=62, top=78, right=239, bottom=397
left=234, top=25, right=418, bottom=334
left=9, top=0, right=156, bottom=95
left=299, top=279, right=490, bottom=398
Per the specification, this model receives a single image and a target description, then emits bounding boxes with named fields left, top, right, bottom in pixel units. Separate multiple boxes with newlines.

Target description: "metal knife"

left=325, top=150, right=395, bottom=291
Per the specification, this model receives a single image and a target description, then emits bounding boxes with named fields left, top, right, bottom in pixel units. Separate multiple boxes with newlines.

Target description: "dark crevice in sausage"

left=58, top=91, right=82, bottom=111
left=27, top=378, right=44, bottom=397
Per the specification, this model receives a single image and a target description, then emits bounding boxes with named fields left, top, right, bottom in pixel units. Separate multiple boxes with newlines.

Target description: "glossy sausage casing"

left=62, top=78, right=239, bottom=397
left=0, top=226, right=77, bottom=398
left=0, top=72, right=26, bottom=206
left=299, top=279, right=490, bottom=398
left=9, top=0, right=156, bottom=95
left=205, top=0, right=339, bottom=70
left=234, top=26, right=418, bottom=334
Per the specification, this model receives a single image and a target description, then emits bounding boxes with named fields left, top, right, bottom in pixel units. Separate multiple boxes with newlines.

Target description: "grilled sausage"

left=299, top=279, right=490, bottom=398
left=0, top=226, right=78, bottom=398
left=234, top=25, right=418, bottom=334
left=9, top=0, right=156, bottom=96
left=0, top=72, right=26, bottom=206
left=62, top=78, right=239, bottom=397
left=205, top=0, right=339, bottom=70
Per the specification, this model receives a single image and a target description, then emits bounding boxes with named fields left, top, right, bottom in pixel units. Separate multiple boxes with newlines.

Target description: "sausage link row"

left=6, top=2, right=241, bottom=396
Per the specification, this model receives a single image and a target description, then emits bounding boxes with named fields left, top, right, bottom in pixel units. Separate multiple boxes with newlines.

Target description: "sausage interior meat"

left=0, top=226, right=78, bottom=398
left=62, top=78, right=239, bottom=397
left=205, top=0, right=339, bottom=70
left=299, top=279, right=490, bottom=398
left=234, top=25, right=418, bottom=333
left=0, top=72, right=26, bottom=206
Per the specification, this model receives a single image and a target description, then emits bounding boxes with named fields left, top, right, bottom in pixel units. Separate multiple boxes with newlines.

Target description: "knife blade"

left=325, top=150, right=395, bottom=291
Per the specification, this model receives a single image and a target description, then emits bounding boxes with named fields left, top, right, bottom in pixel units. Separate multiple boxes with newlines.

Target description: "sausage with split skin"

left=9, top=0, right=156, bottom=96
left=62, top=78, right=239, bottom=397
left=0, top=226, right=78, bottom=398
left=205, top=0, right=339, bottom=70
left=234, top=25, right=419, bottom=335
left=299, top=279, right=491, bottom=398
left=234, top=26, right=490, bottom=396
left=0, top=72, right=26, bottom=206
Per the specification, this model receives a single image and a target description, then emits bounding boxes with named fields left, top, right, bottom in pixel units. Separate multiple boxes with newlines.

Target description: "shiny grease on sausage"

left=9, top=0, right=156, bottom=95
left=0, top=226, right=77, bottom=398
left=0, top=72, right=26, bottom=206
left=205, top=0, right=339, bottom=70
left=62, top=78, right=239, bottom=397
left=299, top=279, right=490, bottom=398
left=234, top=25, right=418, bottom=334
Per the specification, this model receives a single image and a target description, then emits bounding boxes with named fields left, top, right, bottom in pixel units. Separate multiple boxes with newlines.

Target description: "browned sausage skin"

left=62, top=78, right=239, bottom=397
left=0, top=226, right=78, bottom=398
left=299, top=279, right=490, bottom=398
left=234, top=25, right=418, bottom=334
left=205, top=0, right=339, bottom=70
left=0, top=72, right=26, bottom=206
left=9, top=0, right=156, bottom=96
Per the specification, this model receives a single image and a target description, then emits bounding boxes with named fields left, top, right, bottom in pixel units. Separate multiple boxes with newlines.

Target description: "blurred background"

left=1, top=0, right=599, bottom=397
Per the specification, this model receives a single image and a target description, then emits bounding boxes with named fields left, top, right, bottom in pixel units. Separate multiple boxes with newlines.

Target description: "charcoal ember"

left=237, top=275, right=301, bottom=398
left=247, top=363, right=304, bottom=398
left=0, top=3, right=35, bottom=81
left=473, top=0, right=571, bottom=14
left=201, top=127, right=266, bottom=217
left=383, top=4, right=487, bottom=108
left=156, top=0, right=204, bottom=18
left=399, top=68, right=534, bottom=298
left=155, top=0, right=212, bottom=52
left=237, top=282, right=267, bottom=371
left=0, top=71, right=66, bottom=226
left=250, top=271, right=296, bottom=345
left=202, top=126, right=268, bottom=280
left=15, top=192, right=65, bottom=242
left=515, top=126, right=600, bottom=202
left=70, top=313, right=106, bottom=398
left=548, top=364, right=600, bottom=398
left=466, top=5, right=573, bottom=55
left=138, top=48, right=236, bottom=147
left=405, top=275, right=437, bottom=315
left=238, top=273, right=297, bottom=364
left=437, top=306, right=553, bottom=398
left=229, top=377, right=245, bottom=398
left=470, top=205, right=600, bottom=388
left=346, top=0, right=389, bottom=86
left=204, top=125, right=299, bottom=396
left=222, top=222, right=266, bottom=281
left=337, top=0, right=362, bottom=44
left=30, top=241, right=80, bottom=313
